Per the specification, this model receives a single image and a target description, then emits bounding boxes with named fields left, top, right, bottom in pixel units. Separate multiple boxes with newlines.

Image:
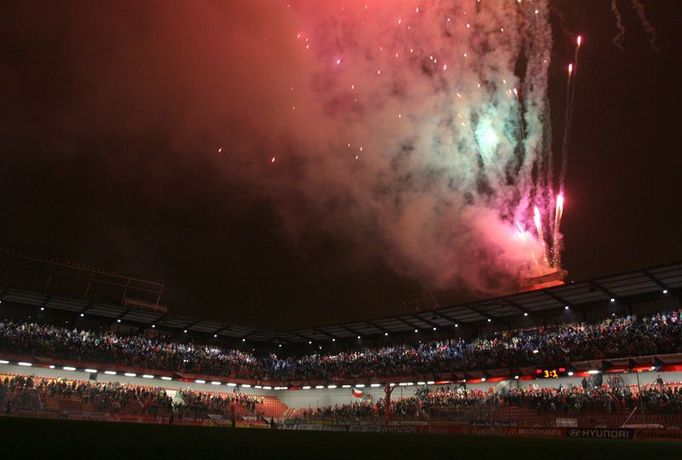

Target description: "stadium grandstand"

left=1, top=250, right=682, bottom=441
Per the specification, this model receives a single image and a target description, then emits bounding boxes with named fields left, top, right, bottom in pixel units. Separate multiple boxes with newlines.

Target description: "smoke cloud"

left=2, top=0, right=558, bottom=295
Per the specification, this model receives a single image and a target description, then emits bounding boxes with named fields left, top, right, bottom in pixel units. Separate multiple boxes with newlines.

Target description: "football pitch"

left=0, top=417, right=677, bottom=460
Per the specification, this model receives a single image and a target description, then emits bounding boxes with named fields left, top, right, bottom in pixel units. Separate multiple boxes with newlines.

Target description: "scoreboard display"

left=535, top=367, right=568, bottom=379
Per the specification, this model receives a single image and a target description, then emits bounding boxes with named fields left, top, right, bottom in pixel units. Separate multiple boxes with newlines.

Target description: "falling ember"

left=577, top=35, right=583, bottom=47
left=217, top=147, right=222, bottom=153
left=271, top=156, right=276, bottom=163
left=568, top=63, right=573, bottom=75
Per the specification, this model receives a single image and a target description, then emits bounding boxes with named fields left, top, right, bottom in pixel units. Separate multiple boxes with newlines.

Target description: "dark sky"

left=1, top=1, right=681, bottom=329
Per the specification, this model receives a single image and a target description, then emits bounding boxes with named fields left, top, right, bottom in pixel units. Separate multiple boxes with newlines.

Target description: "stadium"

left=2, top=1, right=681, bottom=459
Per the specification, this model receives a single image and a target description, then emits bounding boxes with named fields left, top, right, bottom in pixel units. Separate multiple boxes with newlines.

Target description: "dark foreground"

left=0, top=417, right=677, bottom=460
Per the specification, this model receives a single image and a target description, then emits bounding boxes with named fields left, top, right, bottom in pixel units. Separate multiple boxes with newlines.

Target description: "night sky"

left=1, top=1, right=681, bottom=329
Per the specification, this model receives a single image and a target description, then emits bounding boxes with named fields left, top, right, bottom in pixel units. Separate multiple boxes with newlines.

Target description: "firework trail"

left=630, top=0, right=660, bottom=53
left=611, top=0, right=626, bottom=53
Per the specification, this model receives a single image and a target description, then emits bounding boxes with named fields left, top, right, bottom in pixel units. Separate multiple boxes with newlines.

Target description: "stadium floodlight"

left=302, top=386, right=311, bottom=390
left=161, top=376, right=172, bottom=381
left=514, top=375, right=519, bottom=380
left=532, top=349, right=539, bottom=354
left=40, top=307, right=45, bottom=311
left=355, top=384, right=365, bottom=388
left=341, top=385, right=351, bottom=389
left=487, top=318, right=492, bottom=323
left=357, top=335, right=361, bottom=339
left=18, top=362, right=32, bottom=367
left=455, top=324, right=459, bottom=328
left=263, top=386, right=272, bottom=390
left=389, top=383, right=396, bottom=387
left=384, top=332, right=388, bottom=336
left=432, top=327, right=437, bottom=331
left=278, top=344, right=282, bottom=348
left=587, top=370, right=600, bottom=375
left=49, top=365, right=56, bottom=369
left=254, top=385, right=262, bottom=389
left=183, top=330, right=187, bottom=333
left=426, top=381, right=435, bottom=385
left=370, top=383, right=381, bottom=388
left=332, top=338, right=336, bottom=342
left=211, top=381, right=221, bottom=386
left=567, top=371, right=574, bottom=376
left=610, top=298, right=615, bottom=303
left=327, top=385, right=337, bottom=389
left=213, top=334, right=217, bottom=338
left=663, top=289, right=668, bottom=294
left=84, top=369, right=98, bottom=373
left=80, top=313, right=85, bottom=317
left=63, top=366, right=76, bottom=371
left=523, top=312, right=528, bottom=317
left=242, top=338, right=246, bottom=342
left=104, top=371, right=117, bottom=375
left=227, top=383, right=237, bottom=387
left=195, top=379, right=206, bottom=384
left=241, top=384, right=252, bottom=388
left=398, top=382, right=408, bottom=386
left=649, top=366, right=656, bottom=371
left=151, top=325, right=156, bottom=328
left=125, top=373, right=137, bottom=377
left=564, top=305, right=570, bottom=310
left=414, top=329, right=418, bottom=333
left=314, top=385, right=324, bottom=389
left=417, top=381, right=426, bottom=386
left=142, top=374, right=154, bottom=379
left=117, top=319, right=121, bottom=323
left=480, top=377, right=486, bottom=382
left=0, top=360, right=6, bottom=365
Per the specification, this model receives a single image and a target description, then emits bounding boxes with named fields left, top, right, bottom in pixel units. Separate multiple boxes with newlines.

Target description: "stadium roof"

left=1, top=261, right=681, bottom=344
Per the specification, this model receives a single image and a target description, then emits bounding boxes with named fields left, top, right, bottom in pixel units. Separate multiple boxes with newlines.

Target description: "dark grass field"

left=0, top=417, right=677, bottom=460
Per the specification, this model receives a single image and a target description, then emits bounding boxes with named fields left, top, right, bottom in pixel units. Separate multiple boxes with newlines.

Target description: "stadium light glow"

left=315, top=385, right=324, bottom=389
left=213, top=334, right=217, bottom=338
left=263, top=386, right=272, bottom=390
left=241, top=384, right=252, bottom=388
left=455, top=324, right=459, bottom=328
left=195, top=379, right=206, bottom=384
left=125, top=373, right=137, bottom=377
left=426, top=381, right=435, bottom=385
left=567, top=371, right=574, bottom=376
left=414, top=329, right=418, bottom=333
left=142, top=374, right=154, bottom=379
left=565, top=305, right=570, bottom=310
left=18, top=362, right=32, bottom=367
left=151, top=325, right=156, bottom=328
left=104, top=371, right=117, bottom=375
left=663, top=289, right=668, bottom=294
left=389, top=383, right=396, bottom=387
left=417, top=381, right=426, bottom=386
left=587, top=370, right=600, bottom=375
left=514, top=375, right=519, bottom=380
left=227, top=383, right=237, bottom=387
left=357, top=335, right=361, bottom=339
left=308, top=341, right=312, bottom=344
left=254, top=385, right=262, bottom=389
left=210, top=381, right=221, bottom=386
left=84, top=369, right=98, bottom=373
left=532, top=349, right=539, bottom=354
left=161, top=376, right=172, bottom=381
left=302, top=386, right=311, bottom=390
left=80, top=313, right=85, bottom=317
left=40, top=307, right=45, bottom=311
left=355, top=384, right=365, bottom=388
left=610, top=298, right=615, bottom=303
left=49, top=365, right=56, bottom=369
left=332, top=338, right=336, bottom=342
left=481, top=377, right=486, bottom=382
left=523, top=312, right=528, bottom=317
left=370, top=383, right=381, bottom=388
left=0, top=360, right=7, bottom=365
left=327, top=385, right=337, bottom=389
left=341, top=385, right=351, bottom=388
left=117, top=319, right=121, bottom=323
left=384, top=332, right=388, bottom=336
left=63, top=366, right=76, bottom=371
left=487, top=318, right=492, bottom=323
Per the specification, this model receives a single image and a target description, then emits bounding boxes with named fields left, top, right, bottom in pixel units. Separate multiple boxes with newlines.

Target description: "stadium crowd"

left=0, top=310, right=680, bottom=381
left=0, top=375, right=263, bottom=421
left=285, top=383, right=682, bottom=422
